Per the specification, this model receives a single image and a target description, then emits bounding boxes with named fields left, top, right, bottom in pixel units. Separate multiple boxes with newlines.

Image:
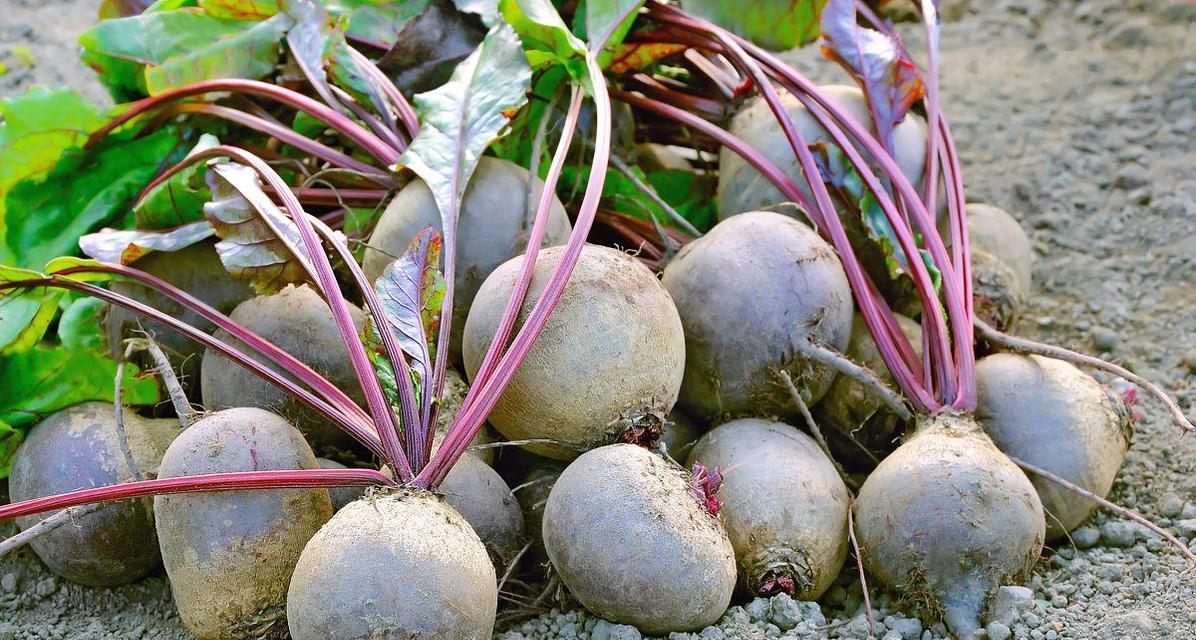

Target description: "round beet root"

left=717, top=85, right=927, bottom=220
left=854, top=414, right=1044, bottom=638
left=200, top=284, right=365, bottom=454
left=463, top=244, right=686, bottom=459
left=287, top=491, right=497, bottom=640
left=963, top=203, right=1033, bottom=293
left=815, top=313, right=921, bottom=467
left=315, top=458, right=364, bottom=512
left=975, top=353, right=1131, bottom=538
left=543, top=444, right=736, bottom=634
left=155, top=408, right=332, bottom=640
left=661, top=211, right=853, bottom=420
left=687, top=418, right=849, bottom=599
left=9, top=402, right=178, bottom=586
left=362, top=157, right=571, bottom=365
left=972, top=249, right=1025, bottom=333
left=440, top=453, right=526, bottom=563
left=105, top=241, right=253, bottom=395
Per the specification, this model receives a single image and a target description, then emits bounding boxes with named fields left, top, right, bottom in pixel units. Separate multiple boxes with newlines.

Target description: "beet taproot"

left=9, top=402, right=177, bottom=586
left=975, top=353, right=1131, bottom=538
left=661, top=211, right=853, bottom=420
left=463, top=244, right=685, bottom=459
left=542, top=443, right=735, bottom=634
left=154, top=408, right=332, bottom=640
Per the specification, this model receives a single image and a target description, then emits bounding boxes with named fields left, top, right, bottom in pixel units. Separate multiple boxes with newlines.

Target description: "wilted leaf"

left=606, top=42, right=686, bottom=74
left=199, top=0, right=284, bottom=20
left=372, top=227, right=445, bottom=385
left=375, top=0, right=485, bottom=95
left=132, top=133, right=221, bottom=229
left=5, top=127, right=183, bottom=269
left=204, top=161, right=313, bottom=293
left=0, top=88, right=106, bottom=265
left=80, top=221, right=216, bottom=265
left=79, top=8, right=293, bottom=100
left=399, top=22, right=531, bottom=234
left=820, top=0, right=923, bottom=151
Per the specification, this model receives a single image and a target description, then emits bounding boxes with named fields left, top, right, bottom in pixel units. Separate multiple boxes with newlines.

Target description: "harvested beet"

left=975, top=353, right=1131, bottom=538
left=717, top=85, right=927, bottom=220
left=288, top=491, right=497, bottom=640
left=362, top=157, right=571, bottom=365
left=463, top=244, right=685, bottom=459
left=854, top=415, right=1044, bottom=638
left=542, top=444, right=735, bottom=634
left=815, top=313, right=921, bottom=466
left=154, top=408, right=332, bottom=640
left=200, top=284, right=365, bottom=454
left=972, top=249, right=1025, bottom=333
left=8, top=402, right=177, bottom=586
left=440, top=453, right=526, bottom=563
left=963, top=203, right=1033, bottom=293
left=687, top=418, right=849, bottom=599
left=661, top=211, right=853, bottom=420
left=104, top=241, right=253, bottom=395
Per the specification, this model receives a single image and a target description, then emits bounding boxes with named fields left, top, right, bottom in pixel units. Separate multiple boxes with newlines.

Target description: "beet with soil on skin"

left=542, top=443, right=736, bottom=634
left=439, top=453, right=526, bottom=564
left=661, top=210, right=853, bottom=421
left=815, top=313, right=921, bottom=468
left=8, top=402, right=178, bottom=587
left=463, top=244, right=686, bottom=459
left=362, top=157, right=572, bottom=366
left=154, top=408, right=332, bottom=640
left=104, top=241, right=254, bottom=395
left=971, top=249, right=1025, bottom=333
left=975, top=353, right=1131, bottom=538
left=199, top=284, right=365, bottom=455
left=687, top=418, right=850, bottom=600
left=957, top=203, right=1034, bottom=293
left=854, top=414, right=1045, bottom=638
left=287, top=491, right=497, bottom=640
left=717, top=84, right=927, bottom=221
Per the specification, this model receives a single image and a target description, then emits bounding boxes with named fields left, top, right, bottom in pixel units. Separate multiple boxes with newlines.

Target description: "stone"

left=988, top=586, right=1034, bottom=626
left=1072, top=526, right=1100, bottom=548
left=1090, top=326, right=1118, bottom=351
left=1100, top=521, right=1138, bottom=547
left=1175, top=519, right=1196, bottom=539
left=1161, top=492, right=1185, bottom=517
left=591, top=620, right=642, bottom=640
left=768, top=594, right=804, bottom=631
left=988, top=621, right=1013, bottom=640
left=885, top=616, right=924, bottom=640
left=1113, top=164, right=1149, bottom=190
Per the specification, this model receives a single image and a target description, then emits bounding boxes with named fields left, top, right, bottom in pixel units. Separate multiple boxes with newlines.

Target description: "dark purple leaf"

left=371, top=227, right=446, bottom=386
left=820, top=0, right=923, bottom=153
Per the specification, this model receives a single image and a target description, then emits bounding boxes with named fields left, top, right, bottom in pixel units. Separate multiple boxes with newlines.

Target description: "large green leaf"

left=328, top=0, right=431, bottom=48
left=0, top=258, right=119, bottom=354
left=0, top=88, right=106, bottom=265
left=499, top=0, right=585, bottom=78
left=132, top=134, right=221, bottom=229
left=4, top=127, right=183, bottom=269
left=678, top=0, right=826, bottom=51
left=398, top=22, right=531, bottom=235
left=79, top=7, right=293, bottom=99
left=372, top=227, right=445, bottom=387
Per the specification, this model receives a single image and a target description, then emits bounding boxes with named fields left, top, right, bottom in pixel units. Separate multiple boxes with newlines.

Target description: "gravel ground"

left=1, top=0, right=1194, bottom=638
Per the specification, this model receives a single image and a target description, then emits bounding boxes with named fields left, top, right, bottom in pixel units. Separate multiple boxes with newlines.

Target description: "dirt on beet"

left=2, top=0, right=1195, bottom=638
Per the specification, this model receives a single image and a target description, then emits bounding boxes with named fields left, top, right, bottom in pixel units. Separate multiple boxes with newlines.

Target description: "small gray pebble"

left=1100, top=521, right=1138, bottom=547
left=34, top=578, right=55, bottom=598
left=590, top=620, right=641, bottom=640
left=1181, top=350, right=1196, bottom=375
left=1175, top=519, right=1196, bottom=538
left=0, top=573, right=16, bottom=594
left=988, top=586, right=1033, bottom=626
left=1090, top=326, right=1118, bottom=351
left=1050, top=595, right=1067, bottom=608
left=988, top=621, right=1013, bottom=640
left=1072, top=526, right=1100, bottom=548
left=768, top=594, right=804, bottom=631
left=744, top=598, right=770, bottom=623
left=1161, top=492, right=1185, bottom=517
left=885, top=616, right=923, bottom=640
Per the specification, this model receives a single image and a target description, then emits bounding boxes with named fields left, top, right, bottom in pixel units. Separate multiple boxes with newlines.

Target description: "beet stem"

left=0, top=504, right=104, bottom=559
left=131, top=335, right=196, bottom=427
left=847, top=506, right=877, bottom=637
left=113, top=342, right=147, bottom=483
left=793, top=337, right=912, bottom=421
left=609, top=154, right=701, bottom=236
left=778, top=370, right=850, bottom=484
left=1009, top=456, right=1196, bottom=569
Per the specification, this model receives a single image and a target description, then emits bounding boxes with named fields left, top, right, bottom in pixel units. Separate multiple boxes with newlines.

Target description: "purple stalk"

left=346, top=45, right=420, bottom=142
left=467, top=87, right=583, bottom=388
left=159, top=103, right=394, bottom=184
left=0, top=278, right=385, bottom=456
left=86, top=79, right=401, bottom=166
left=0, top=468, right=395, bottom=521
left=219, top=147, right=414, bottom=481
left=308, top=218, right=424, bottom=469
left=53, top=262, right=373, bottom=426
left=329, top=84, right=409, bottom=154
left=419, top=51, right=616, bottom=489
